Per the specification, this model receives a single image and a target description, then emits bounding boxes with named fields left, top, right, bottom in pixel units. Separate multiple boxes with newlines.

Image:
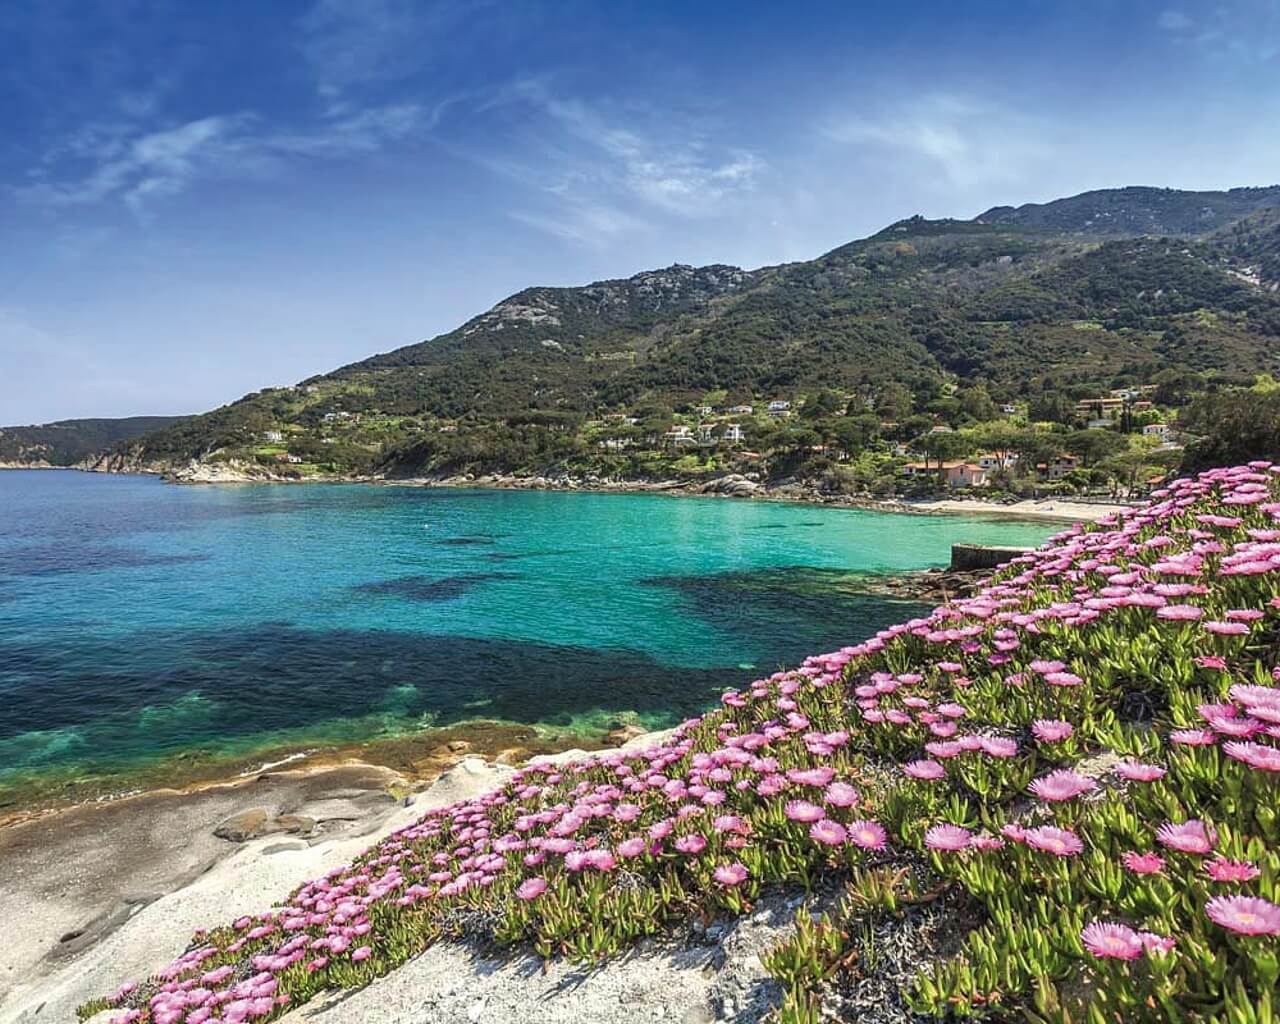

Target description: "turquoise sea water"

left=0, top=470, right=1053, bottom=801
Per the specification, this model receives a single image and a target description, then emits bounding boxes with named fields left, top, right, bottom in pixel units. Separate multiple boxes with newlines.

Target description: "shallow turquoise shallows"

left=0, top=470, right=1054, bottom=797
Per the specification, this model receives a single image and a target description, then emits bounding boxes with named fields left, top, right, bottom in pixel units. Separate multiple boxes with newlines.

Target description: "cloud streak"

left=16, top=105, right=430, bottom=213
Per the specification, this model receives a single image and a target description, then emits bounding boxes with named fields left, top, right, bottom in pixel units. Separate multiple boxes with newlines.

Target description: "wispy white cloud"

left=508, top=202, right=649, bottom=247
left=819, top=93, right=1056, bottom=191
left=16, top=104, right=430, bottom=213
left=467, top=79, right=766, bottom=244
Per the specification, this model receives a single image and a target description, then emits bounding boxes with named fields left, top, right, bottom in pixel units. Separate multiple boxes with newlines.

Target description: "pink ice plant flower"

left=1205, top=895, right=1280, bottom=936
left=1113, top=760, right=1166, bottom=782
left=924, top=824, right=972, bottom=851
left=809, top=819, right=848, bottom=846
left=713, top=863, right=749, bottom=887
left=1028, top=769, right=1096, bottom=802
left=783, top=800, right=825, bottom=824
left=1122, top=851, right=1166, bottom=875
left=1156, top=820, right=1216, bottom=855
left=1024, top=825, right=1084, bottom=857
left=1081, top=921, right=1144, bottom=960
left=1031, top=719, right=1073, bottom=742
left=1205, top=858, right=1261, bottom=882
left=846, top=820, right=888, bottom=850
left=902, top=760, right=946, bottom=781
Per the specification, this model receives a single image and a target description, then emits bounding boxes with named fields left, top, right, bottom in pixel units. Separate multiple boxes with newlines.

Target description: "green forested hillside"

left=0, top=416, right=185, bottom=466
left=110, top=186, right=1280, bottom=483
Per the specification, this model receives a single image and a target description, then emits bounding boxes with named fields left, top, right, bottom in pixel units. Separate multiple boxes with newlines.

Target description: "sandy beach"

left=903, top=497, right=1131, bottom=523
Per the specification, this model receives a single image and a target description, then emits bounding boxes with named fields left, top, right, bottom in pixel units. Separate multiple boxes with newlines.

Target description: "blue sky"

left=2, top=0, right=1279, bottom=423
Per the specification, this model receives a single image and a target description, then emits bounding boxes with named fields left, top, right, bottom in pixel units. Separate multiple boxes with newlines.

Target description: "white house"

left=976, top=452, right=1018, bottom=471
left=263, top=430, right=284, bottom=443
left=1143, top=423, right=1171, bottom=440
left=722, top=423, right=745, bottom=443
left=728, top=404, right=754, bottom=415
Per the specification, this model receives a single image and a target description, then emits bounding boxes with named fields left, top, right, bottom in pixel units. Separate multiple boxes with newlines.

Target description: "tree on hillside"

left=913, top=429, right=972, bottom=472
left=875, top=382, right=913, bottom=422
left=1064, top=428, right=1128, bottom=468
left=1179, top=388, right=1280, bottom=471
left=1028, top=392, right=1075, bottom=424
left=957, top=383, right=997, bottom=423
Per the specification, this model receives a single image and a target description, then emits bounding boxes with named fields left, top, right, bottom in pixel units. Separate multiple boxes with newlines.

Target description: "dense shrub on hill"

left=86, top=463, right=1280, bottom=1024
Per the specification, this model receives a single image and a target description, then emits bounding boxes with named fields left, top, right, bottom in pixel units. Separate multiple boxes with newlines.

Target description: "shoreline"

left=0, top=730, right=673, bottom=1021
left=0, top=718, right=616, bottom=831
left=5, top=463, right=1133, bottom=524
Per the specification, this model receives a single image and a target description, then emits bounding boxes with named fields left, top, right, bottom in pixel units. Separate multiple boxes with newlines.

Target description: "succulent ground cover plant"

left=83, top=462, right=1280, bottom=1023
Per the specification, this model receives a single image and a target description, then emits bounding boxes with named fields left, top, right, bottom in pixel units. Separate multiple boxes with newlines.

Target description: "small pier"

left=949, top=543, right=1034, bottom=572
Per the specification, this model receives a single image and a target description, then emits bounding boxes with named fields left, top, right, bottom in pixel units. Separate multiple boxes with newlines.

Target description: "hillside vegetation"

left=84, top=462, right=1280, bottom=1023
left=101, top=185, right=1280, bottom=488
left=0, top=417, right=184, bottom=467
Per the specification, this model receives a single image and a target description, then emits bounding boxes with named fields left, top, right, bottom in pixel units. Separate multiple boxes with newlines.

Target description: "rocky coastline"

left=62, top=453, right=1130, bottom=524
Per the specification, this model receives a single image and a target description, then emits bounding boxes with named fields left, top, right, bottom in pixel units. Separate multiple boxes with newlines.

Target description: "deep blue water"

left=0, top=471, right=1053, bottom=800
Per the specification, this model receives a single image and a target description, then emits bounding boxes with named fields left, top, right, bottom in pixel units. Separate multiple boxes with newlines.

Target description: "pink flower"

left=617, top=837, right=647, bottom=858
left=1157, top=604, right=1203, bottom=621
left=1029, top=769, right=1096, bottom=802
left=713, top=863, right=749, bottom=887
left=783, top=800, right=825, bottom=823
left=1205, top=858, right=1261, bottom=882
left=1156, top=820, right=1216, bottom=854
left=902, top=759, right=946, bottom=781
left=1024, top=825, right=1084, bottom=857
left=515, top=877, right=547, bottom=901
left=674, top=834, right=707, bottom=855
left=1170, top=728, right=1217, bottom=746
left=1205, top=895, right=1280, bottom=936
left=1223, top=741, right=1280, bottom=772
left=823, top=781, right=860, bottom=808
left=1081, top=921, right=1144, bottom=960
left=809, top=819, right=848, bottom=846
left=1122, top=850, right=1166, bottom=875
left=924, top=824, right=971, bottom=851
left=1113, top=761, right=1166, bottom=782
left=786, top=766, right=835, bottom=787
left=1140, top=932, right=1177, bottom=956
left=1032, top=719, right=1074, bottom=742
left=847, top=820, right=888, bottom=850
left=1196, top=655, right=1228, bottom=670
left=979, top=735, right=1018, bottom=758
left=351, top=946, right=372, bottom=962
left=1204, top=621, right=1250, bottom=635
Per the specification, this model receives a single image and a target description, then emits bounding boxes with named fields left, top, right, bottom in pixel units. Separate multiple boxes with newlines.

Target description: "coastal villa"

left=722, top=423, right=745, bottom=443
left=903, top=460, right=988, bottom=489
left=1037, top=454, right=1080, bottom=481
left=694, top=405, right=715, bottom=416
left=599, top=437, right=633, bottom=451
left=727, top=404, right=754, bottom=415
left=1143, top=423, right=1172, bottom=441
left=273, top=453, right=304, bottom=464
left=1075, top=397, right=1125, bottom=423
left=928, top=424, right=954, bottom=434
left=767, top=400, right=791, bottom=419
left=663, top=426, right=696, bottom=447
left=262, top=430, right=284, bottom=443
left=976, top=451, right=1018, bottom=472
left=1001, top=403, right=1019, bottom=415
left=696, top=423, right=716, bottom=443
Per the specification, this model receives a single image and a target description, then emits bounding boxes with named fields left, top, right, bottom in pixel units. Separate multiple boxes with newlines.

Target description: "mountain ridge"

left=59, top=183, right=1280, bottom=480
